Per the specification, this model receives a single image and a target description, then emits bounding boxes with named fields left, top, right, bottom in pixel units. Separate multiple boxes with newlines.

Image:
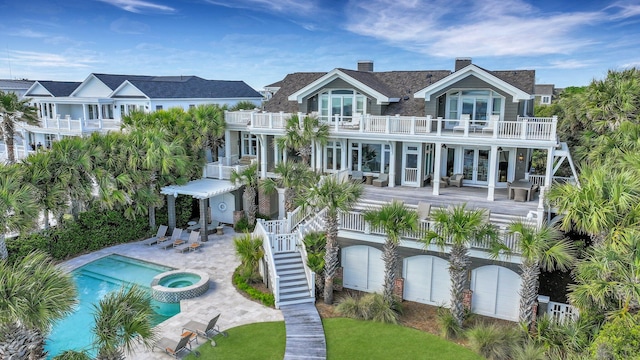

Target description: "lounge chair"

left=160, top=228, right=184, bottom=250
left=417, top=201, right=431, bottom=221
left=372, top=173, right=388, bottom=187
left=141, top=225, right=168, bottom=246
left=350, top=171, right=364, bottom=184
left=182, top=314, right=228, bottom=346
left=175, top=231, right=200, bottom=253
left=188, top=240, right=203, bottom=252
left=153, top=334, right=192, bottom=358
left=449, top=173, right=464, bottom=187
left=482, top=114, right=499, bottom=134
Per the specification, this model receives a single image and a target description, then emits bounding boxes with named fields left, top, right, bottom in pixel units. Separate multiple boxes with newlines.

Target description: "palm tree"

left=21, top=151, right=68, bottom=229
left=0, top=165, right=38, bottom=259
left=0, top=251, right=77, bottom=359
left=364, top=200, right=418, bottom=304
left=92, top=286, right=156, bottom=360
left=187, top=104, right=226, bottom=162
left=50, top=137, right=100, bottom=221
left=423, top=204, right=501, bottom=328
left=301, top=176, right=363, bottom=304
left=275, top=114, right=329, bottom=166
left=547, top=165, right=640, bottom=247
left=262, top=161, right=316, bottom=213
left=303, top=232, right=326, bottom=295
left=231, top=163, right=259, bottom=226
left=508, top=220, right=576, bottom=329
left=233, top=232, right=264, bottom=282
left=0, top=91, right=38, bottom=163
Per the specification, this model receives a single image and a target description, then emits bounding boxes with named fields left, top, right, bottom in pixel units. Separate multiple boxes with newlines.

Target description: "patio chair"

left=350, top=171, right=364, bottom=184
left=160, top=228, right=184, bottom=250
left=372, top=173, right=388, bottom=187
left=175, top=231, right=199, bottom=253
left=417, top=201, right=431, bottom=221
left=513, top=188, right=528, bottom=202
left=453, top=114, right=470, bottom=132
left=449, top=173, right=464, bottom=187
left=141, top=225, right=168, bottom=246
left=153, top=334, right=192, bottom=358
left=482, top=115, right=499, bottom=134
left=183, top=313, right=228, bottom=346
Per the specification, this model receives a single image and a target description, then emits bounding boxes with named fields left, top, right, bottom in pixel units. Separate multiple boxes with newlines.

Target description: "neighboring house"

left=222, top=58, right=578, bottom=320
left=1, top=74, right=262, bottom=161
left=0, top=79, right=35, bottom=97
left=534, top=84, right=555, bottom=105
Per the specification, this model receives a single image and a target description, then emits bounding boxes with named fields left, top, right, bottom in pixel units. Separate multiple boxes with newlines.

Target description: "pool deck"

left=59, top=225, right=284, bottom=359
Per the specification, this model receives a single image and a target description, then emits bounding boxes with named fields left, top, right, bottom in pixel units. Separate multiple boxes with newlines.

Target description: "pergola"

left=161, top=178, right=240, bottom=243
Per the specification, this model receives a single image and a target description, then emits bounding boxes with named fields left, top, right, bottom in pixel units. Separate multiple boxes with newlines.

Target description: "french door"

left=462, top=148, right=489, bottom=185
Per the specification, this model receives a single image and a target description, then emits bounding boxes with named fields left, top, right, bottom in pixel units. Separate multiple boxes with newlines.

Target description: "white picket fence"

left=547, top=301, right=579, bottom=323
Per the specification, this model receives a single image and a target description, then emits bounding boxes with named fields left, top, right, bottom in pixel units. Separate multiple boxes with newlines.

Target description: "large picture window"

left=447, top=90, right=504, bottom=125
left=349, top=142, right=390, bottom=173
left=319, top=90, right=366, bottom=122
left=325, top=141, right=342, bottom=171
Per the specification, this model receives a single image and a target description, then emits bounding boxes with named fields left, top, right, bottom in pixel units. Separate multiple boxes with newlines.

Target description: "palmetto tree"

left=21, top=151, right=69, bottom=229
left=187, top=104, right=226, bottom=162
left=262, top=161, right=316, bottom=213
left=301, top=176, right=362, bottom=304
left=233, top=232, right=264, bottom=282
left=508, top=220, right=576, bottom=329
left=231, top=163, right=259, bottom=226
left=275, top=114, right=329, bottom=166
left=0, top=90, right=38, bottom=163
left=0, top=251, right=77, bottom=359
left=423, top=204, right=501, bottom=328
left=364, top=200, right=418, bottom=304
left=92, top=286, right=156, bottom=360
left=0, top=165, right=38, bottom=260
left=547, top=165, right=640, bottom=247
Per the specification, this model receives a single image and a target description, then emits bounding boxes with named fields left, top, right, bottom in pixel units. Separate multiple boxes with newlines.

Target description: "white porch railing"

left=547, top=301, right=579, bottom=323
left=271, top=233, right=297, bottom=253
left=404, top=168, right=418, bottom=183
left=226, top=111, right=558, bottom=142
left=296, top=228, right=316, bottom=299
left=205, top=162, right=251, bottom=180
left=24, top=116, right=121, bottom=133
left=255, top=220, right=279, bottom=305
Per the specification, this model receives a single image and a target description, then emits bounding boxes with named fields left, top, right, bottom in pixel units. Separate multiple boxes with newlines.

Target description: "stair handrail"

left=296, top=227, right=316, bottom=299
left=255, top=219, right=280, bottom=307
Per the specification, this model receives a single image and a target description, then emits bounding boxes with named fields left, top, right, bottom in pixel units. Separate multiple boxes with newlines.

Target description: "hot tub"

left=151, top=269, right=210, bottom=303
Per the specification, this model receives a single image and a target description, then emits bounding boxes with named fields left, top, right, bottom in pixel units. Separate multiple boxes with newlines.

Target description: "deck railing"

left=547, top=301, right=579, bottom=323
left=24, top=116, right=121, bottom=133
left=255, top=220, right=280, bottom=306
left=226, top=111, right=558, bottom=142
left=204, top=162, right=251, bottom=180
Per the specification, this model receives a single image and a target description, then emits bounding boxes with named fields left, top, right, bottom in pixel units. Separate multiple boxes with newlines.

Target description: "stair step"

left=279, top=293, right=313, bottom=301
left=278, top=269, right=305, bottom=277
left=278, top=297, right=315, bottom=308
left=280, top=273, right=306, bottom=281
left=280, top=279, right=308, bottom=287
left=276, top=263, right=303, bottom=271
left=274, top=252, right=300, bottom=259
left=280, top=283, right=309, bottom=291
left=274, top=257, right=302, bottom=265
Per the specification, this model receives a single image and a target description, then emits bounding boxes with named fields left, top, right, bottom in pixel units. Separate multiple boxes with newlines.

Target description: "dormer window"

left=319, top=90, right=366, bottom=122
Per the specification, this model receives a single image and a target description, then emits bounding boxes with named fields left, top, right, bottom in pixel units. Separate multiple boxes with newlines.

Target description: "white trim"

left=160, top=178, right=240, bottom=200
left=287, top=69, right=394, bottom=105
left=110, top=81, right=151, bottom=100
left=414, top=65, right=532, bottom=102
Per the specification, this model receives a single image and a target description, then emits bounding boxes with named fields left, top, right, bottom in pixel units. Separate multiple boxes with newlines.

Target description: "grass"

left=184, top=318, right=482, bottom=360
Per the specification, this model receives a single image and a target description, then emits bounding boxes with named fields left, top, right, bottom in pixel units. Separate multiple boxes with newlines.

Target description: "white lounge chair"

left=453, top=114, right=470, bottom=132
left=175, top=231, right=200, bottom=253
left=417, top=201, right=431, bottom=221
left=482, top=114, right=499, bottom=134
left=160, top=228, right=184, bottom=250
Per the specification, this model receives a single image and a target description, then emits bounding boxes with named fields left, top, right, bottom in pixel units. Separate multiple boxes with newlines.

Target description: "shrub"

left=436, top=306, right=463, bottom=339
left=335, top=292, right=399, bottom=324
left=232, top=270, right=274, bottom=307
left=466, top=323, right=521, bottom=360
left=234, top=216, right=250, bottom=232
left=233, top=233, right=264, bottom=283
left=590, top=313, right=640, bottom=360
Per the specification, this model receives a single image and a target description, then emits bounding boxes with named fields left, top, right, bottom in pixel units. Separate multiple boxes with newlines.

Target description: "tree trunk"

left=43, top=209, right=50, bottom=230
left=323, top=213, right=339, bottom=304
left=4, top=123, right=16, bottom=164
left=284, top=187, right=295, bottom=213
left=0, top=235, right=7, bottom=260
left=245, top=186, right=257, bottom=226
left=382, top=238, right=399, bottom=304
left=449, top=244, right=471, bottom=328
left=71, top=199, right=80, bottom=221
left=148, top=205, right=156, bottom=229
left=0, top=323, right=46, bottom=360
left=519, top=260, right=541, bottom=329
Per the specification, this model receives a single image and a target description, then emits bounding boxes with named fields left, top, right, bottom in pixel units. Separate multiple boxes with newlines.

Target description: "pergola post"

left=167, top=194, right=176, bottom=231
left=199, top=198, right=208, bottom=242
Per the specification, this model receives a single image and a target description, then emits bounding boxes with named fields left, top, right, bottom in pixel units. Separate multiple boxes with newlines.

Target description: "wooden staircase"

left=273, top=252, right=315, bottom=307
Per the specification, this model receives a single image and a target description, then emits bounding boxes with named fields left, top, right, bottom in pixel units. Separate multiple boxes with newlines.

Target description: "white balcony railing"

left=204, top=162, right=252, bottom=180
left=225, top=111, right=558, bottom=142
left=22, top=116, right=121, bottom=133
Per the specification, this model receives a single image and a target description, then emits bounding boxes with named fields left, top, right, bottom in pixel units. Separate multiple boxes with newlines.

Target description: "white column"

left=341, top=139, right=348, bottom=170
left=432, top=143, right=443, bottom=195
left=277, top=188, right=286, bottom=220
left=259, top=135, right=268, bottom=179
left=82, top=104, right=87, bottom=122
left=486, top=145, right=498, bottom=201
left=224, top=130, right=232, bottom=164
left=274, top=142, right=280, bottom=166
left=545, top=147, right=554, bottom=189
left=388, top=141, right=396, bottom=187
left=315, top=141, right=322, bottom=172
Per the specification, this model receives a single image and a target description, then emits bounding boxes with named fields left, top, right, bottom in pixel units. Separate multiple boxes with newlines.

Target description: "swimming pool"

left=45, top=254, right=180, bottom=358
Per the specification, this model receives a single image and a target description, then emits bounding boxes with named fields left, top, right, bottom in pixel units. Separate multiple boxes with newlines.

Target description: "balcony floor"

left=360, top=185, right=539, bottom=217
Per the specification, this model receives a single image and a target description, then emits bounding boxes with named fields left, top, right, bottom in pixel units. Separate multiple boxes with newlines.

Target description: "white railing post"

left=551, top=116, right=558, bottom=141
left=410, top=116, right=416, bottom=134
left=385, top=116, right=391, bottom=133
left=520, top=118, right=528, bottom=140
left=360, top=114, right=366, bottom=133
left=463, top=118, right=469, bottom=137
left=436, top=117, right=442, bottom=136
left=426, top=115, right=432, bottom=134
left=334, top=113, right=339, bottom=131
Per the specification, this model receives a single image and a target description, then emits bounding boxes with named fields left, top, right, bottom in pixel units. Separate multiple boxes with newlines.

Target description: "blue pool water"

left=45, top=254, right=180, bottom=358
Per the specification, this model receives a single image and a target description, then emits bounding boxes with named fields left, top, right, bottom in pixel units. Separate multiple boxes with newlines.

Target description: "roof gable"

left=414, top=65, right=532, bottom=102
left=111, top=81, right=148, bottom=98
left=26, top=81, right=81, bottom=97
left=70, top=74, right=115, bottom=97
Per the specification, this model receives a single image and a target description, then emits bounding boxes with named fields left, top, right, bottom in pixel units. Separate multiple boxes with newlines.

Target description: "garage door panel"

left=342, top=245, right=383, bottom=293
left=495, top=269, right=522, bottom=320
left=367, top=250, right=384, bottom=293
left=471, top=265, right=520, bottom=321
left=403, top=255, right=450, bottom=306
left=430, top=257, right=451, bottom=304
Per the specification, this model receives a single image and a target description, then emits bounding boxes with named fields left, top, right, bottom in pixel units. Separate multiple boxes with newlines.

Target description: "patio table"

left=508, top=181, right=534, bottom=201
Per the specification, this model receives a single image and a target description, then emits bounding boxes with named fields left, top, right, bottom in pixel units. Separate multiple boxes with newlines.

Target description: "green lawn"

left=184, top=318, right=482, bottom=360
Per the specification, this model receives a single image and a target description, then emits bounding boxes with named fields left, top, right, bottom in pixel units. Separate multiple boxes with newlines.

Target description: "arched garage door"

left=403, top=255, right=450, bottom=306
left=341, top=245, right=384, bottom=293
left=470, top=265, right=521, bottom=321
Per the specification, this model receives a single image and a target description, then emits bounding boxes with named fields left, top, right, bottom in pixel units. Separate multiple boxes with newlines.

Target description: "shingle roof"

left=534, top=84, right=554, bottom=96
left=36, top=81, right=82, bottom=97
left=264, top=72, right=325, bottom=113
left=92, top=74, right=261, bottom=99
left=0, top=79, right=34, bottom=91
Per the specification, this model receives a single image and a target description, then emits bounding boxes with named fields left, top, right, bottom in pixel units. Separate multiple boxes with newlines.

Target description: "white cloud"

left=204, top=0, right=319, bottom=16
left=96, top=0, right=175, bottom=14
left=344, top=0, right=605, bottom=58
left=8, top=50, right=101, bottom=69
left=110, top=17, right=150, bottom=34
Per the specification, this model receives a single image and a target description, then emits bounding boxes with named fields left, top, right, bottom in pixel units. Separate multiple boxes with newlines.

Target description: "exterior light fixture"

left=518, top=153, right=524, bottom=162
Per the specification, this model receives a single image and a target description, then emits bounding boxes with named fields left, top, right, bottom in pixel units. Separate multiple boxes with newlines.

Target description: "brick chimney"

left=357, top=60, right=374, bottom=72
left=455, top=57, right=472, bottom=71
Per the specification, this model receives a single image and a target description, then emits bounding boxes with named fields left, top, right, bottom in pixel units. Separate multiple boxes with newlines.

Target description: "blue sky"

left=1, top=0, right=639, bottom=90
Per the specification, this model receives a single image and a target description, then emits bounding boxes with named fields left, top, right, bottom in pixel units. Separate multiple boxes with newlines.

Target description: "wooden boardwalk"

left=281, top=303, right=326, bottom=360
